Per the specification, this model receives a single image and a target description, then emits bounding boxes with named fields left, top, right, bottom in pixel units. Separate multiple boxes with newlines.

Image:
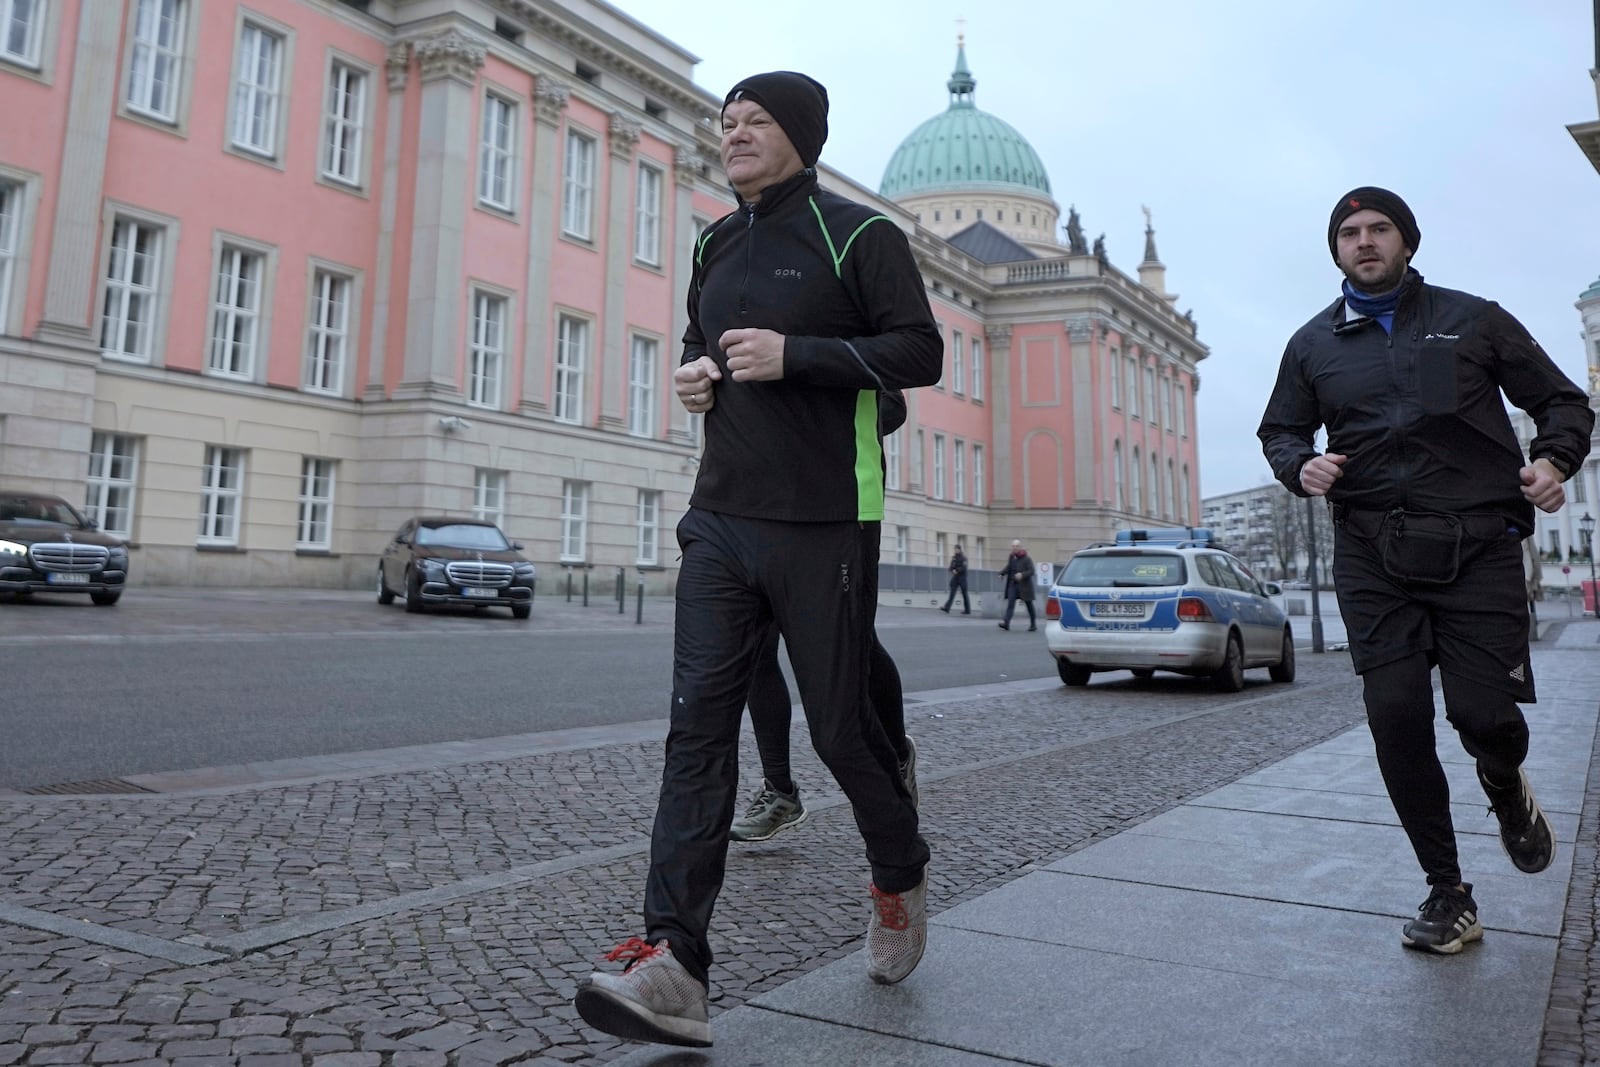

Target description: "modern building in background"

left=1200, top=483, right=1331, bottom=584
left=0, top=0, right=1206, bottom=590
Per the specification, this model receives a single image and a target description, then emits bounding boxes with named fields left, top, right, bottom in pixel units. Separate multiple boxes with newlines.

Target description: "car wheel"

left=377, top=566, right=395, bottom=605
left=1057, top=660, right=1091, bottom=686
left=1130, top=668, right=1155, bottom=681
left=404, top=567, right=425, bottom=614
left=511, top=602, right=531, bottom=620
left=1212, top=633, right=1245, bottom=693
left=1269, top=629, right=1296, bottom=683
left=90, top=590, right=121, bottom=606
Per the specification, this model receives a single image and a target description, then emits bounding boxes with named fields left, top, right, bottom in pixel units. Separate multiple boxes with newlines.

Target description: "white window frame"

left=322, top=58, right=367, bottom=187
left=100, top=216, right=164, bottom=363
left=472, top=469, right=506, bottom=526
left=554, top=313, right=588, bottom=424
left=230, top=19, right=285, bottom=159
left=970, top=337, right=983, bottom=401
left=1145, top=365, right=1158, bottom=425
left=208, top=243, right=265, bottom=380
left=636, top=489, right=659, bottom=566
left=560, top=480, right=588, bottom=562
left=932, top=432, right=946, bottom=501
left=953, top=440, right=966, bottom=504
left=951, top=329, right=964, bottom=396
left=1177, top=382, right=1188, bottom=437
left=296, top=457, right=335, bottom=550
left=634, top=163, right=662, bottom=266
left=304, top=266, right=351, bottom=395
left=895, top=525, right=909, bottom=564
left=0, top=0, right=45, bottom=69
left=628, top=333, right=658, bottom=437
left=884, top=431, right=902, bottom=492
left=0, top=177, right=17, bottom=334
left=1162, top=375, right=1175, bottom=431
left=1126, top=356, right=1139, bottom=416
left=467, top=289, right=507, bottom=409
left=972, top=443, right=985, bottom=507
left=85, top=432, right=139, bottom=539
left=125, top=0, right=185, bottom=123
left=198, top=445, right=245, bottom=546
left=1109, top=348, right=1121, bottom=410
left=561, top=128, right=596, bottom=240
left=477, top=91, right=516, bottom=212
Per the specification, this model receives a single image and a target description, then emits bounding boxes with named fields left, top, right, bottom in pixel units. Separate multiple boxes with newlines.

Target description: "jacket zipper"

left=738, top=206, right=755, bottom=316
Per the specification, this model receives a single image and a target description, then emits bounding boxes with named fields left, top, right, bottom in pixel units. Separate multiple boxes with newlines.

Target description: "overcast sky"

left=608, top=0, right=1600, bottom=498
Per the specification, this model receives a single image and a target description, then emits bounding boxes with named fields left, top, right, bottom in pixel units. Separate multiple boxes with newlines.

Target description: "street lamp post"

left=1306, top=494, right=1324, bottom=653
left=1582, top=512, right=1597, bottom=617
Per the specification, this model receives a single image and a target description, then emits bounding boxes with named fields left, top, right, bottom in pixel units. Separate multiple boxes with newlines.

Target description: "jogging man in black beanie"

left=1258, top=187, right=1592, bottom=955
left=575, top=71, right=941, bottom=1046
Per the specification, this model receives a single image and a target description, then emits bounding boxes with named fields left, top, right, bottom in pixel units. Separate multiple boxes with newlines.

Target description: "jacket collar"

left=737, top=167, right=818, bottom=217
left=1327, top=267, right=1424, bottom=331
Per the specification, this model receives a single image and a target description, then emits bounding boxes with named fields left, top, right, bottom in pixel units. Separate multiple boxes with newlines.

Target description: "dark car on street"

left=377, top=516, right=536, bottom=619
left=0, top=490, right=129, bottom=605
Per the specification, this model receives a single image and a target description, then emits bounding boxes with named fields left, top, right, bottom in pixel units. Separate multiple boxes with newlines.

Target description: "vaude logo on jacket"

left=1422, top=332, right=1460, bottom=341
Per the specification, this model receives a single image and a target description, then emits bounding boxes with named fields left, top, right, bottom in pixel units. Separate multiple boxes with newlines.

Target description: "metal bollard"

left=565, top=569, right=573, bottom=602
left=617, top=567, right=625, bottom=614
left=582, top=571, right=589, bottom=607
left=636, top=577, right=645, bottom=624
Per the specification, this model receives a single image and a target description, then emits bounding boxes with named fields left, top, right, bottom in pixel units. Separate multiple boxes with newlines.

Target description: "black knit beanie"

left=1327, top=187, right=1421, bottom=262
left=722, top=71, right=829, bottom=167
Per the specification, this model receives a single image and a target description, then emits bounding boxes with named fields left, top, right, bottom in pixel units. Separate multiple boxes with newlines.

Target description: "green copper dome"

left=879, top=45, right=1052, bottom=199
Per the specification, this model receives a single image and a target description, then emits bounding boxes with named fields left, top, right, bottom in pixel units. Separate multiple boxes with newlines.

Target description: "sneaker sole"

left=730, top=806, right=808, bottom=844
left=574, top=982, right=712, bottom=1048
left=1501, top=773, right=1557, bottom=875
left=868, top=935, right=926, bottom=985
left=1401, top=920, right=1484, bottom=955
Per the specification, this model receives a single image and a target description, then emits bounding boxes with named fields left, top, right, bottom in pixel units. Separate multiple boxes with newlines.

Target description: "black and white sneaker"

left=1401, top=884, right=1483, bottom=954
left=1478, top=765, right=1556, bottom=874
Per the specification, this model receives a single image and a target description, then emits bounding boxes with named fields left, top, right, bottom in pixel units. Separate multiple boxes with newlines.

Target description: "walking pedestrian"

left=1257, top=186, right=1593, bottom=955
left=574, top=70, right=943, bottom=1047
left=997, top=540, right=1037, bottom=631
left=940, top=542, right=970, bottom=614
left=729, top=625, right=919, bottom=842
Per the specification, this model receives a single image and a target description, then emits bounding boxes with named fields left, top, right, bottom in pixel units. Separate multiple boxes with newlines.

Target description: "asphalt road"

left=0, top=587, right=1059, bottom=790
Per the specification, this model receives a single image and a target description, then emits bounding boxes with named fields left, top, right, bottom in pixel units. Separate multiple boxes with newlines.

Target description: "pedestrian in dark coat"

left=941, top=543, right=969, bottom=614
left=998, top=540, right=1036, bottom=631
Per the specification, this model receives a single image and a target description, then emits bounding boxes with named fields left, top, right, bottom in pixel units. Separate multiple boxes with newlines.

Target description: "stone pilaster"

left=985, top=323, right=1014, bottom=507
left=667, top=142, right=698, bottom=443
left=596, top=112, right=642, bottom=431
left=395, top=29, right=485, bottom=399
left=36, top=0, right=124, bottom=349
left=1067, top=316, right=1097, bottom=504
left=363, top=42, right=411, bottom=399
left=519, top=76, right=571, bottom=416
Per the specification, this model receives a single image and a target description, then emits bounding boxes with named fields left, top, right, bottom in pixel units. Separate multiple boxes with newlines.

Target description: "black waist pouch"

left=1379, top=511, right=1462, bottom=584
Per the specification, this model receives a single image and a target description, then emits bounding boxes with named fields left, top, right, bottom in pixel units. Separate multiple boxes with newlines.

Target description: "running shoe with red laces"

left=867, top=876, right=927, bottom=984
left=574, top=938, right=711, bottom=1047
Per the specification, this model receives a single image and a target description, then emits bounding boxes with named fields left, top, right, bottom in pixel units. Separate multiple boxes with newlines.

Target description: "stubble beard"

left=1341, top=254, right=1408, bottom=296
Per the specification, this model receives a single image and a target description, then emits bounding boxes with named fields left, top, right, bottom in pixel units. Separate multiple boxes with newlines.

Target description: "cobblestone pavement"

left=3, top=629, right=1597, bottom=1065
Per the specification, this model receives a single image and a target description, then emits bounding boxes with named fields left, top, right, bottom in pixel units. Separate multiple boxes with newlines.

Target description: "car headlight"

left=417, top=557, right=446, bottom=573
left=513, top=562, right=536, bottom=577
left=107, top=546, right=128, bottom=563
left=0, top=539, right=27, bottom=558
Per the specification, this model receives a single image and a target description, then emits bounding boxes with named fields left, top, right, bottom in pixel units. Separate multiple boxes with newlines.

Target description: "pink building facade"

left=0, top=0, right=1206, bottom=590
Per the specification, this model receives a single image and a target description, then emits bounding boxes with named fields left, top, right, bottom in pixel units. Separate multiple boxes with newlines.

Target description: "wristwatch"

left=1537, top=455, right=1571, bottom=481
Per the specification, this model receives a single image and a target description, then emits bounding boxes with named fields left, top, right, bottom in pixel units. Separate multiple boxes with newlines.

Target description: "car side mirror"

left=512, top=542, right=524, bottom=551
left=395, top=536, right=409, bottom=546
left=1262, top=582, right=1282, bottom=597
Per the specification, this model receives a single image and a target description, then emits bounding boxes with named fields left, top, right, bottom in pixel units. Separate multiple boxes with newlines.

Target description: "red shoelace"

left=870, top=885, right=909, bottom=930
left=603, top=937, right=664, bottom=965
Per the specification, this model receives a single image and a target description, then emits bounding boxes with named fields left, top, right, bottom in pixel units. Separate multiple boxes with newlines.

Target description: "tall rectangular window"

left=912, top=429, right=924, bottom=489
left=473, top=468, right=506, bottom=525
left=0, top=180, right=16, bottom=330
left=322, top=61, right=366, bottom=185
left=101, top=218, right=162, bottom=362
left=561, top=129, right=595, bottom=239
left=304, top=269, right=349, bottom=395
left=208, top=245, right=263, bottom=379
left=1145, top=365, right=1157, bottom=424
left=85, top=432, right=138, bottom=538
left=467, top=291, right=505, bottom=409
left=478, top=92, right=515, bottom=210
left=634, top=164, right=662, bottom=265
left=554, top=314, right=587, bottom=423
left=636, top=489, right=659, bottom=565
left=953, top=441, right=966, bottom=504
left=970, top=337, right=983, bottom=400
left=932, top=433, right=946, bottom=501
left=1, top=0, right=44, bottom=67
left=884, top=431, right=902, bottom=492
left=296, top=457, right=334, bottom=549
left=232, top=23, right=283, bottom=157
left=628, top=334, right=658, bottom=437
left=198, top=445, right=244, bottom=545
left=895, top=526, right=909, bottom=564
left=951, top=329, right=964, bottom=396
left=972, top=444, right=985, bottom=507
left=126, top=0, right=185, bottom=122
left=1177, top=383, right=1188, bottom=436
left=1162, top=376, right=1174, bottom=430
left=560, top=480, right=588, bottom=561
left=1126, top=356, right=1139, bottom=416
left=1109, top=348, right=1121, bottom=409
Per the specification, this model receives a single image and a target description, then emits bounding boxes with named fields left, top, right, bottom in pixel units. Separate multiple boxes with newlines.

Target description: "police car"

left=1043, top=527, right=1294, bottom=691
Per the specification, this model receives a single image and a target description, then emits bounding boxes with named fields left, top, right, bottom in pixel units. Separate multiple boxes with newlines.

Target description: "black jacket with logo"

left=683, top=169, right=942, bottom=523
left=1257, top=270, right=1593, bottom=531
